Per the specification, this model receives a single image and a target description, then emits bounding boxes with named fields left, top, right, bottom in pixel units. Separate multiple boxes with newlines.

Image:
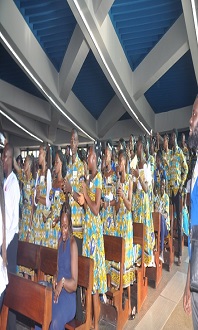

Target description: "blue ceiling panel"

left=109, top=0, right=183, bottom=70
left=72, top=52, right=115, bottom=119
left=14, top=0, right=77, bottom=71
left=0, top=44, right=46, bottom=100
left=145, top=51, right=197, bottom=113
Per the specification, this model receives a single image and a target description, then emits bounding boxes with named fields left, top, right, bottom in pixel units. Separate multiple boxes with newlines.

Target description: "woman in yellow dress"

left=132, top=135, right=155, bottom=266
left=78, top=145, right=107, bottom=330
left=48, top=150, right=66, bottom=248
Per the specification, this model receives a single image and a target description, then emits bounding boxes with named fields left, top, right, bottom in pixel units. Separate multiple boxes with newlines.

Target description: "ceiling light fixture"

left=0, top=32, right=95, bottom=142
left=191, top=0, right=198, bottom=43
left=0, top=109, right=43, bottom=143
left=72, top=0, right=150, bottom=135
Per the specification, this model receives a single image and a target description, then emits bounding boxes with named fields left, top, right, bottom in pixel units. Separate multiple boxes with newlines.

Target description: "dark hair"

left=137, top=135, right=146, bottom=148
left=156, top=150, right=162, bottom=161
left=118, top=149, right=126, bottom=161
left=78, top=148, right=87, bottom=162
left=60, top=202, right=73, bottom=236
left=163, top=133, right=169, bottom=141
left=172, top=128, right=178, bottom=139
left=40, top=143, right=51, bottom=169
left=118, top=138, right=126, bottom=150
left=16, top=154, right=23, bottom=166
left=0, top=159, right=6, bottom=266
left=106, top=139, right=113, bottom=152
left=26, top=154, right=36, bottom=180
left=71, top=128, right=79, bottom=141
left=56, top=150, right=66, bottom=178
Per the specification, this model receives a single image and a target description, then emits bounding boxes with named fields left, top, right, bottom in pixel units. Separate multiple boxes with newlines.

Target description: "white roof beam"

left=97, top=95, right=125, bottom=138
left=181, top=0, right=198, bottom=83
left=59, top=25, right=90, bottom=102
left=133, top=15, right=189, bottom=101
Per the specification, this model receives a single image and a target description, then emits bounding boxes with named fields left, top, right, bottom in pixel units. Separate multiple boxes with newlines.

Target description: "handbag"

left=190, top=225, right=198, bottom=292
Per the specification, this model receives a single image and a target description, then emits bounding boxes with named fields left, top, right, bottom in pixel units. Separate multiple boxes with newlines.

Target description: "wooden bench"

left=17, top=240, right=40, bottom=281
left=16, top=241, right=94, bottom=330
left=101, top=234, right=129, bottom=330
left=0, top=272, right=52, bottom=330
left=146, top=212, right=162, bottom=288
left=163, top=205, right=174, bottom=271
left=38, top=245, right=58, bottom=281
left=132, top=223, right=148, bottom=313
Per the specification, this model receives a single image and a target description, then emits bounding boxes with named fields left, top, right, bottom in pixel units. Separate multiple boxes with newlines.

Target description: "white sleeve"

left=46, top=169, right=52, bottom=208
left=34, top=173, right=39, bottom=206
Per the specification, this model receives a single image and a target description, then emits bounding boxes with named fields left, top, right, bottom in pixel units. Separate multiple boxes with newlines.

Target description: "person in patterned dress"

left=101, top=140, right=116, bottom=236
left=13, top=155, right=36, bottom=242
left=78, top=145, right=107, bottom=330
left=112, top=149, right=135, bottom=316
left=14, top=155, right=36, bottom=278
left=30, top=144, right=52, bottom=246
left=48, top=150, right=66, bottom=248
left=62, top=128, right=85, bottom=322
left=132, top=135, right=155, bottom=266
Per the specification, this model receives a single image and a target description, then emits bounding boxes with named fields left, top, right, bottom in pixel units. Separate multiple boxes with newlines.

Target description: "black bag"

left=190, top=225, right=198, bottom=293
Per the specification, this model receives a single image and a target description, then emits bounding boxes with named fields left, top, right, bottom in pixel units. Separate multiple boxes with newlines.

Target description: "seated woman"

left=35, top=202, right=78, bottom=330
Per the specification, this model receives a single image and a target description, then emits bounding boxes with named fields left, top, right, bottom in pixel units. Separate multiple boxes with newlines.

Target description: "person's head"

left=60, top=202, right=73, bottom=241
left=2, top=143, right=13, bottom=178
left=163, top=134, right=169, bottom=150
left=156, top=150, right=162, bottom=169
left=105, top=139, right=113, bottom=166
left=171, top=128, right=178, bottom=149
left=54, top=150, right=66, bottom=178
left=24, top=155, right=36, bottom=179
left=189, top=96, right=198, bottom=149
left=117, top=138, right=126, bottom=152
left=153, top=183, right=158, bottom=196
left=70, top=128, right=79, bottom=157
left=16, top=154, right=23, bottom=168
left=117, top=149, right=126, bottom=174
left=38, top=143, right=50, bottom=169
left=136, top=135, right=145, bottom=159
left=129, top=134, right=135, bottom=152
left=87, top=145, right=98, bottom=172
left=160, top=178, right=166, bottom=196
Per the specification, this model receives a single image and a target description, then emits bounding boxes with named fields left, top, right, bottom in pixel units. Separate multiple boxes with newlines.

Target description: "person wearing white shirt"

left=183, top=96, right=198, bottom=328
left=2, top=143, right=20, bottom=329
left=0, top=159, right=8, bottom=311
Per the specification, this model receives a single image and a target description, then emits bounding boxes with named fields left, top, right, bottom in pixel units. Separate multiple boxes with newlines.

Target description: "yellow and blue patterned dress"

left=47, top=187, right=65, bottom=248
left=132, top=165, right=155, bottom=266
left=67, top=155, right=85, bottom=240
left=101, top=171, right=116, bottom=235
left=30, top=169, right=52, bottom=246
left=17, top=171, right=35, bottom=277
left=82, top=172, right=107, bottom=294
left=111, top=174, right=135, bottom=288
left=18, top=170, right=35, bottom=241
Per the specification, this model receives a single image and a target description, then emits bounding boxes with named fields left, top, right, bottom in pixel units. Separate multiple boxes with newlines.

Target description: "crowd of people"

left=0, top=113, right=197, bottom=329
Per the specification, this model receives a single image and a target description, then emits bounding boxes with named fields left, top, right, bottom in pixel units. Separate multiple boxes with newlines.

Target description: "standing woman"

left=78, top=145, right=107, bottom=330
left=101, top=140, right=116, bottom=236
left=0, top=159, right=8, bottom=311
left=30, top=143, right=52, bottom=246
left=48, top=150, right=66, bottom=248
left=112, top=149, right=134, bottom=313
left=13, top=155, right=36, bottom=242
left=132, top=135, right=155, bottom=266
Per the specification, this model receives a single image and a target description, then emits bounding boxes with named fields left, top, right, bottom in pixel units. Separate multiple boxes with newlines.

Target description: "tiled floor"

left=16, top=246, right=193, bottom=330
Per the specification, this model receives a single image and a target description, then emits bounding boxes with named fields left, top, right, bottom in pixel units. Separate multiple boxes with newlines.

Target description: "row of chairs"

left=0, top=206, right=176, bottom=329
